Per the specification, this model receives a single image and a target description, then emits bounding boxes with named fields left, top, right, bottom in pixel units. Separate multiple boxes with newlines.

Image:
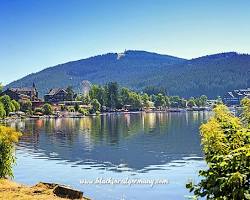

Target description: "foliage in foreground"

left=0, top=126, right=21, bottom=178
left=187, top=98, right=250, bottom=200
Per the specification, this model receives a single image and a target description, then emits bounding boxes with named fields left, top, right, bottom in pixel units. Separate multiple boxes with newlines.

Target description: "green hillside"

left=5, top=51, right=250, bottom=98
left=138, top=52, right=250, bottom=97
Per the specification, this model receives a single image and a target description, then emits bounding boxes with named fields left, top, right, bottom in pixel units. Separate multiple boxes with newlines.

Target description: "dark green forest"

left=5, top=50, right=250, bottom=98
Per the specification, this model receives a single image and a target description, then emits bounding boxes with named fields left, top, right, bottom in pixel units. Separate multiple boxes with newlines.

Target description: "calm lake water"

left=6, top=112, right=211, bottom=200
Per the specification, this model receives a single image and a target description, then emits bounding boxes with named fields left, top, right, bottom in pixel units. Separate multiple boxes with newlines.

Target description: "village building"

left=44, top=88, right=76, bottom=103
left=0, top=83, right=43, bottom=109
left=1, top=83, right=40, bottom=101
left=223, top=88, right=250, bottom=106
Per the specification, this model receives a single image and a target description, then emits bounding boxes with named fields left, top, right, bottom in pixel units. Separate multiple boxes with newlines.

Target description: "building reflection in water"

left=8, top=111, right=212, bottom=171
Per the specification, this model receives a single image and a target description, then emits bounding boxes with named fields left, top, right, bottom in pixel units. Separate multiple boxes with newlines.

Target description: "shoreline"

left=0, top=108, right=213, bottom=123
left=0, top=179, right=90, bottom=200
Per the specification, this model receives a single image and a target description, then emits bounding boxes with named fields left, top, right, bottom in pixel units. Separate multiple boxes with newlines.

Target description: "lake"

left=6, top=112, right=211, bottom=200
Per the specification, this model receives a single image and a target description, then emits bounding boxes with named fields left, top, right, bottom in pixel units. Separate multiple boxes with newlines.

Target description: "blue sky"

left=1, top=0, right=250, bottom=84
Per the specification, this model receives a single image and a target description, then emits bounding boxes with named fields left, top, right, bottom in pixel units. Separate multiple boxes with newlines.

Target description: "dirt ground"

left=0, top=179, right=90, bottom=200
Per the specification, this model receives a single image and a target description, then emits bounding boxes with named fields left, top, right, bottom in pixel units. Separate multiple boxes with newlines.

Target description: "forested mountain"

left=5, top=50, right=186, bottom=96
left=140, top=52, right=250, bottom=97
left=5, top=50, right=250, bottom=98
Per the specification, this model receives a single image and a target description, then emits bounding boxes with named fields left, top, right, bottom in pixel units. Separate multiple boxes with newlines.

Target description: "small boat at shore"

left=187, top=107, right=211, bottom=111
left=30, top=115, right=44, bottom=119
left=168, top=108, right=186, bottom=112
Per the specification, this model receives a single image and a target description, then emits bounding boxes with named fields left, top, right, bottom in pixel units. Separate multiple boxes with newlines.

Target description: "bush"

left=43, top=103, right=53, bottom=115
left=9, top=102, right=15, bottom=113
left=0, top=103, right=6, bottom=119
left=89, top=108, right=95, bottom=114
left=91, top=99, right=101, bottom=112
left=0, top=95, right=12, bottom=116
left=34, top=107, right=43, bottom=115
left=0, top=125, right=21, bottom=178
left=34, top=107, right=43, bottom=113
left=187, top=99, right=196, bottom=108
left=74, top=103, right=79, bottom=111
left=78, top=108, right=89, bottom=115
left=241, top=97, right=250, bottom=125
left=68, top=107, right=75, bottom=112
left=20, top=100, right=32, bottom=113
left=11, top=100, right=20, bottom=112
left=95, top=111, right=100, bottom=115
left=60, top=105, right=66, bottom=111
left=186, top=104, right=250, bottom=199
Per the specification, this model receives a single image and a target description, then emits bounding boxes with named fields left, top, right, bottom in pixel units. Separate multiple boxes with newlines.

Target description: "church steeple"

left=32, top=82, right=38, bottom=99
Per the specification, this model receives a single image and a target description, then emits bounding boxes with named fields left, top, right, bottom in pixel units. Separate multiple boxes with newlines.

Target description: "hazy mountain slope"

left=5, top=51, right=250, bottom=98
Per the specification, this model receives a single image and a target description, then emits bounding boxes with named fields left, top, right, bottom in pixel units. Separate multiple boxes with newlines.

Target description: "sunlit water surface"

left=6, top=112, right=212, bottom=200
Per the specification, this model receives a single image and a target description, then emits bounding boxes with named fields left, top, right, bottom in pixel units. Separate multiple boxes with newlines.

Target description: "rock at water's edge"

left=53, top=185, right=83, bottom=199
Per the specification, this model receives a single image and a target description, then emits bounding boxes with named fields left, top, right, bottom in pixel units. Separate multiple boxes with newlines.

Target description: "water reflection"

left=7, top=112, right=211, bottom=172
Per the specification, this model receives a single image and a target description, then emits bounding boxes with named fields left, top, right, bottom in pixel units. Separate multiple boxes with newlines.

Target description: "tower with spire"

left=32, top=82, right=38, bottom=100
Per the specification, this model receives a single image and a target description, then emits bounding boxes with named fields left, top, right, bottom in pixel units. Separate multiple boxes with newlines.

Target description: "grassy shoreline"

left=0, top=179, right=90, bottom=200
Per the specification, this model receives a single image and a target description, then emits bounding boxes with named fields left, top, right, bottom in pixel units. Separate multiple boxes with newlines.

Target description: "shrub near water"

left=0, top=126, right=21, bottom=178
left=0, top=95, right=13, bottom=116
left=0, top=103, right=6, bottom=119
left=42, top=103, right=53, bottom=115
left=187, top=99, right=250, bottom=200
